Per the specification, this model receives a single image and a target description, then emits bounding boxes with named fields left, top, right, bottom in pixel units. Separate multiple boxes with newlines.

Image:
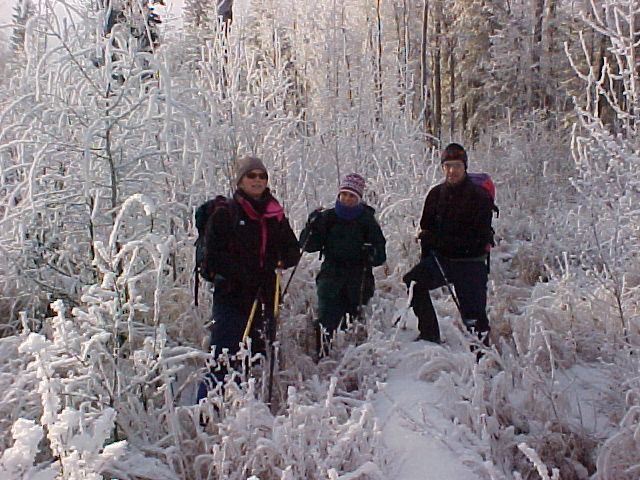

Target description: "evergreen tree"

left=448, top=0, right=501, bottom=139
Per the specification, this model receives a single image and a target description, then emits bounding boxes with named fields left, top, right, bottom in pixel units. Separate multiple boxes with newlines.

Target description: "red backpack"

left=468, top=172, right=499, bottom=217
left=468, top=173, right=499, bottom=255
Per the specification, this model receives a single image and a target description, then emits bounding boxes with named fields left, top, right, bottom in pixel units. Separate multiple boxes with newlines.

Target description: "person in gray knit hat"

left=234, top=156, right=268, bottom=187
left=196, top=156, right=300, bottom=403
left=299, top=173, right=386, bottom=359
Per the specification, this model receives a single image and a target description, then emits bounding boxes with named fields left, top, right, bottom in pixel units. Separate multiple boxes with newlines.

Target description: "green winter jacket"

left=300, top=205, right=386, bottom=330
left=301, top=205, right=386, bottom=269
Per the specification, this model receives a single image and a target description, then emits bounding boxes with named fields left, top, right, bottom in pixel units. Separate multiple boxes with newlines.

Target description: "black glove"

left=308, top=207, right=324, bottom=223
left=419, top=230, right=440, bottom=255
left=402, top=262, right=425, bottom=288
left=307, top=208, right=327, bottom=235
left=362, top=243, right=375, bottom=263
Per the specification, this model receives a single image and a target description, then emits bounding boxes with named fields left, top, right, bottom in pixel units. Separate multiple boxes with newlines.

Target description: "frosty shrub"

left=563, top=1, right=640, bottom=477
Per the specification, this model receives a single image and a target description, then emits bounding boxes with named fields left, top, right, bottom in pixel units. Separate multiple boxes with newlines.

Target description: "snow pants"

left=196, top=301, right=273, bottom=403
left=403, top=254, right=489, bottom=342
left=316, top=265, right=374, bottom=334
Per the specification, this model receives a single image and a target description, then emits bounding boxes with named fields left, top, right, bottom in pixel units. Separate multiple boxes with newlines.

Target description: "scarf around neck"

left=235, top=189, right=284, bottom=267
left=334, top=199, right=363, bottom=220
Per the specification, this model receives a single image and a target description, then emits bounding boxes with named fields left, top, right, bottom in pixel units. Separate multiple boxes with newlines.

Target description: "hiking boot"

left=414, top=334, right=443, bottom=344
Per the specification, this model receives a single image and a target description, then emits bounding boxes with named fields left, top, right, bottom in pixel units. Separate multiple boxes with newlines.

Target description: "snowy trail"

left=373, top=328, right=479, bottom=480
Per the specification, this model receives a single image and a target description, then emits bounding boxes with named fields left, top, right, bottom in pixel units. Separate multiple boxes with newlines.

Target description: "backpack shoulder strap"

left=206, top=195, right=239, bottom=230
left=227, top=197, right=239, bottom=227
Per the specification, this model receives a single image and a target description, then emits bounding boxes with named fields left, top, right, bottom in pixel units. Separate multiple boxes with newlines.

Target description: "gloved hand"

left=362, top=242, right=375, bottom=263
left=308, top=207, right=324, bottom=224
left=419, top=230, right=440, bottom=254
left=402, top=261, right=427, bottom=289
left=307, top=208, right=327, bottom=234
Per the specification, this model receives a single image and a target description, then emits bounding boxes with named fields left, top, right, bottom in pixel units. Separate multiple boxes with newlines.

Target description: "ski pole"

left=267, top=264, right=282, bottom=408
left=242, top=287, right=262, bottom=343
left=357, top=243, right=373, bottom=321
left=432, top=253, right=484, bottom=338
left=430, top=252, right=464, bottom=318
left=282, top=209, right=323, bottom=298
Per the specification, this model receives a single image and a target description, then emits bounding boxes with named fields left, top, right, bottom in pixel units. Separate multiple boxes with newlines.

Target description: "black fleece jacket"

left=419, top=175, right=494, bottom=259
left=205, top=189, right=300, bottom=312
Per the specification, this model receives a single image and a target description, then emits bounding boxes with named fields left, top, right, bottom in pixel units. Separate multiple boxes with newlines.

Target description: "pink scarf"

left=236, top=196, right=284, bottom=267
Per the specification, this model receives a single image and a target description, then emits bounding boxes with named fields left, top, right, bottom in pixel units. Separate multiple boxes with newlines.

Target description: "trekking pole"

left=393, top=280, right=415, bottom=328
left=281, top=209, right=323, bottom=298
left=432, top=253, right=485, bottom=343
left=430, top=252, right=464, bottom=318
left=357, top=243, right=373, bottom=322
left=242, top=287, right=262, bottom=343
left=267, top=263, right=283, bottom=408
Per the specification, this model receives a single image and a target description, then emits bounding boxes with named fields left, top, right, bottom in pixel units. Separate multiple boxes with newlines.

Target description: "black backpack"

left=193, top=195, right=238, bottom=305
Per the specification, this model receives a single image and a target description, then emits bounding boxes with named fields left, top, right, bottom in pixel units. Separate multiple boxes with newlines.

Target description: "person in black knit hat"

left=403, top=143, right=493, bottom=345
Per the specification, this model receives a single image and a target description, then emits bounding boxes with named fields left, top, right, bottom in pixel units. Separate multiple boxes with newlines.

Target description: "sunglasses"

left=442, top=161, right=465, bottom=169
left=245, top=171, right=268, bottom=180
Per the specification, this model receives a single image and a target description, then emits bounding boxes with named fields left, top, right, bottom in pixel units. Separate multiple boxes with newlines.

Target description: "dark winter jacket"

left=300, top=204, right=386, bottom=330
left=301, top=205, right=386, bottom=271
left=205, top=188, right=300, bottom=313
left=420, top=175, right=494, bottom=259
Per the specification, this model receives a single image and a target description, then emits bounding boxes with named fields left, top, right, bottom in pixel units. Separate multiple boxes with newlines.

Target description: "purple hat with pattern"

left=339, top=173, right=365, bottom=200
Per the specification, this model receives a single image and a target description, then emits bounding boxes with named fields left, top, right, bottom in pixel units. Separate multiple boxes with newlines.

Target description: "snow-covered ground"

left=371, top=320, right=623, bottom=479
left=374, top=331, right=480, bottom=479
left=1, top=0, right=638, bottom=477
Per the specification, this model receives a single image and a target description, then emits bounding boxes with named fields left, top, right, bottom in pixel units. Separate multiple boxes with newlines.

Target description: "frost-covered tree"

left=100, top=0, right=162, bottom=53
left=566, top=0, right=639, bottom=344
left=9, top=0, right=36, bottom=55
left=182, top=0, right=233, bottom=72
left=0, top=0, right=202, bottom=329
left=447, top=0, right=501, bottom=138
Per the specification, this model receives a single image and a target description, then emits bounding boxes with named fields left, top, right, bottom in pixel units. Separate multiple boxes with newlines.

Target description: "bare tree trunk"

left=341, top=4, right=354, bottom=109
left=531, top=0, right=544, bottom=108
left=217, top=0, right=233, bottom=25
left=420, top=0, right=432, bottom=134
left=462, top=101, right=468, bottom=136
left=541, top=0, right=556, bottom=110
left=448, top=42, right=455, bottom=140
left=433, top=2, right=442, bottom=139
left=393, top=0, right=410, bottom=116
left=374, top=0, right=384, bottom=122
